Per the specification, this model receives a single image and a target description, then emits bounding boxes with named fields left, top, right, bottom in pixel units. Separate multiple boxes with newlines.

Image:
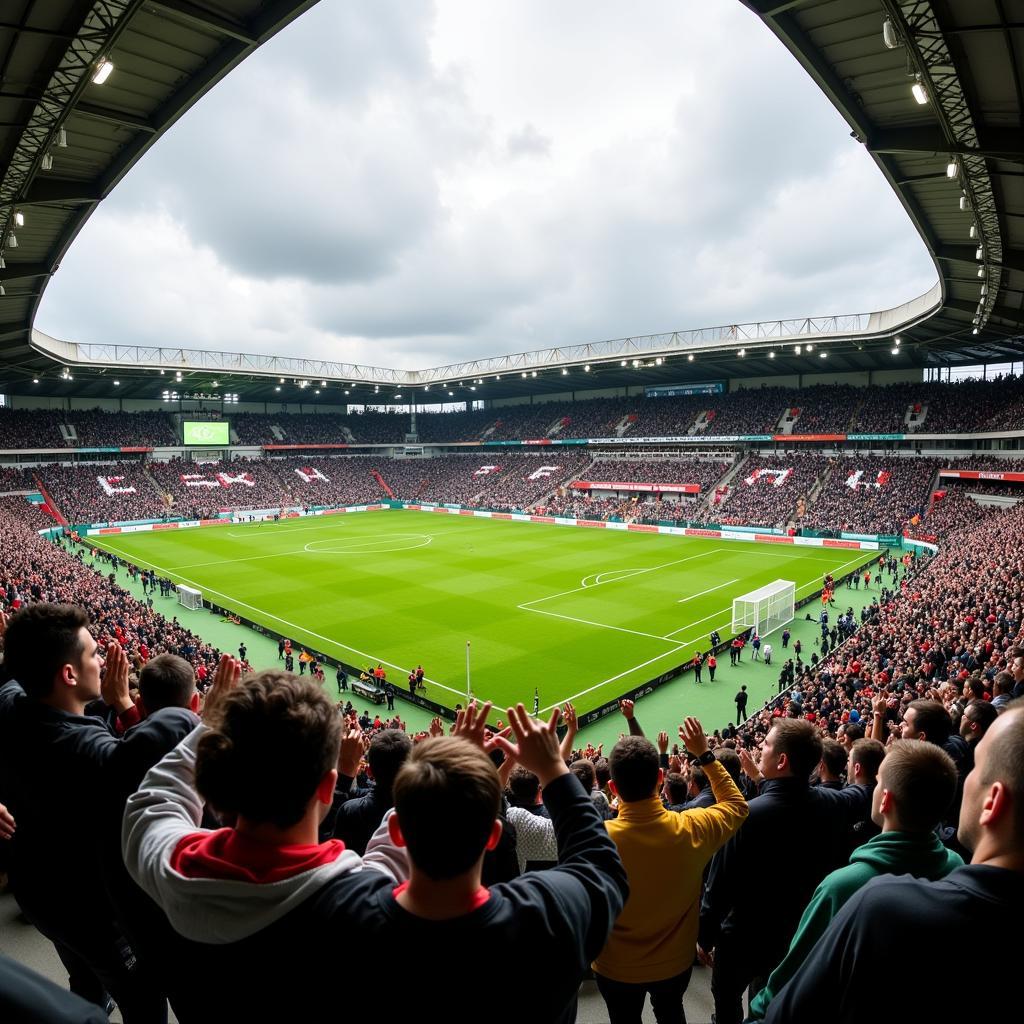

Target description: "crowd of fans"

left=36, top=465, right=170, bottom=525
left=583, top=458, right=731, bottom=491
left=0, top=489, right=1020, bottom=1020
left=711, top=455, right=824, bottom=529
left=145, top=459, right=288, bottom=518
left=799, top=457, right=941, bottom=535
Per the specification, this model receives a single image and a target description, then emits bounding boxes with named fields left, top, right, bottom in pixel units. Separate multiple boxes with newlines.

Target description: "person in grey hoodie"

left=748, top=739, right=963, bottom=1019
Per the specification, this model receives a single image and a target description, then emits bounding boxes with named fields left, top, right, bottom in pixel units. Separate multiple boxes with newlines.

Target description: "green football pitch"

left=91, top=510, right=871, bottom=716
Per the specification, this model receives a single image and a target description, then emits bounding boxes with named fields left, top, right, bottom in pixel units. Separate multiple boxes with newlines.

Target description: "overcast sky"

left=37, top=0, right=937, bottom=371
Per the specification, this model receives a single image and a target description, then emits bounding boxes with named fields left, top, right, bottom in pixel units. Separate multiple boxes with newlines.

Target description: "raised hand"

left=201, top=654, right=242, bottom=722
left=491, top=704, right=568, bottom=786
left=452, top=699, right=493, bottom=748
left=429, top=716, right=445, bottom=738
left=338, top=714, right=365, bottom=777
left=0, top=802, right=15, bottom=840
left=100, top=641, right=132, bottom=712
left=738, top=747, right=762, bottom=782
left=677, top=716, right=709, bottom=758
left=619, top=698, right=635, bottom=720
left=657, top=730, right=670, bottom=754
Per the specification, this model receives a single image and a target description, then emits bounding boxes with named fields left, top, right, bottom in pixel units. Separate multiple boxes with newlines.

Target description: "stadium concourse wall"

left=74, top=501, right=886, bottom=722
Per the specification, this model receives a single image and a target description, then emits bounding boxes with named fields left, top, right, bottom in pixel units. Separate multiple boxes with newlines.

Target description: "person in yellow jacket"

left=593, top=716, right=748, bottom=1023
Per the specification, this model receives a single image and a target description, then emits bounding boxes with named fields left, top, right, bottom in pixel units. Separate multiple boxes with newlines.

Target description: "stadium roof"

left=0, top=0, right=1021, bottom=406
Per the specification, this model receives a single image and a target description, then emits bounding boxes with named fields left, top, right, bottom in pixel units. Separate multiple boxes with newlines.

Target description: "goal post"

left=731, top=579, right=795, bottom=639
left=177, top=584, right=203, bottom=611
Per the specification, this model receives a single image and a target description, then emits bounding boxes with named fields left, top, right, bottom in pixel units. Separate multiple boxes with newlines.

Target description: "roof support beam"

left=943, top=299, right=1024, bottom=323
left=22, top=179, right=103, bottom=205
left=144, top=0, right=259, bottom=45
left=936, top=245, right=1024, bottom=274
left=868, top=127, right=1024, bottom=163
left=0, top=263, right=51, bottom=282
left=74, top=102, right=156, bottom=134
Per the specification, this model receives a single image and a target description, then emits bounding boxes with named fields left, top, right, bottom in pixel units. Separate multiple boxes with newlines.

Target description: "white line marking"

left=91, top=539, right=479, bottom=704
left=519, top=605, right=678, bottom=643
left=541, top=643, right=688, bottom=715
left=524, top=549, right=725, bottom=608
left=678, top=579, right=739, bottom=603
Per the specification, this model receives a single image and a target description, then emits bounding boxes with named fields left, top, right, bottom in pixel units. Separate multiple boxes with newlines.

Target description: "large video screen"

left=183, top=420, right=230, bottom=445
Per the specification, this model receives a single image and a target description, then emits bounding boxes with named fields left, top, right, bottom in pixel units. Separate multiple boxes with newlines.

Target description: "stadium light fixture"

left=768, top=350, right=775, bottom=359
left=279, top=377, right=285, bottom=383
left=891, top=347, right=900, bottom=355
left=973, top=327, right=979, bottom=335
left=794, top=344, right=802, bottom=355
left=56, top=127, right=67, bottom=148
left=960, top=195, right=970, bottom=212
left=882, top=17, right=900, bottom=49
left=469, top=386, right=476, bottom=391
left=911, top=77, right=928, bottom=105
left=980, top=284, right=987, bottom=297
left=978, top=265, right=986, bottom=277
left=211, top=380, right=219, bottom=387
left=275, top=386, right=281, bottom=392
left=0, top=256, right=4, bottom=269
left=33, top=378, right=38, bottom=384
left=321, top=380, right=327, bottom=387
left=495, top=374, right=501, bottom=380
left=521, top=371, right=527, bottom=378
left=976, top=246, right=984, bottom=261
left=41, top=152, right=53, bottom=170
left=894, top=336, right=902, bottom=346
left=561, top=368, right=568, bottom=375
left=14, top=210, right=24, bottom=227
left=738, top=348, right=746, bottom=357
left=969, top=223, right=978, bottom=239
left=315, top=390, right=320, bottom=395
left=687, top=354, right=694, bottom=361
left=7, top=233, right=16, bottom=248
left=806, top=343, right=814, bottom=352
left=819, top=352, right=827, bottom=359
left=584, top=364, right=591, bottom=372
left=531, top=371, right=537, bottom=377
left=114, top=380, right=120, bottom=386
left=946, top=159, right=958, bottom=179
left=0, top=283, right=4, bottom=296
left=655, top=357, right=663, bottom=366
left=448, top=391, right=454, bottom=396
left=92, top=59, right=114, bottom=85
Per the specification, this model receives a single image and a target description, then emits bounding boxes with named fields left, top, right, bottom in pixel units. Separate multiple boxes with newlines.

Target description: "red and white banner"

left=474, top=465, right=500, bottom=476
left=846, top=469, right=891, bottom=490
left=180, top=473, right=221, bottom=489
left=98, top=476, right=136, bottom=496
left=295, top=467, right=330, bottom=483
left=940, top=470, right=1024, bottom=483
left=744, top=468, right=792, bottom=488
left=572, top=480, right=700, bottom=494
left=528, top=465, right=561, bottom=481
left=216, top=472, right=255, bottom=488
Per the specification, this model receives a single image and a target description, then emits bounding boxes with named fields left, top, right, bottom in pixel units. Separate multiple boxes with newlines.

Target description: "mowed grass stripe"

left=91, top=511, right=867, bottom=715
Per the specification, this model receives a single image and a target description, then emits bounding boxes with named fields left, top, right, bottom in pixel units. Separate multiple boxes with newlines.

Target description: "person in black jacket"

left=0, top=604, right=197, bottom=1023
left=762, top=702, right=1024, bottom=1024
left=332, top=727, right=412, bottom=854
left=698, top=719, right=869, bottom=1024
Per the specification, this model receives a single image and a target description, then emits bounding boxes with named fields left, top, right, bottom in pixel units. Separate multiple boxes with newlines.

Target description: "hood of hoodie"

left=849, top=830, right=962, bottom=878
left=158, top=835, right=368, bottom=944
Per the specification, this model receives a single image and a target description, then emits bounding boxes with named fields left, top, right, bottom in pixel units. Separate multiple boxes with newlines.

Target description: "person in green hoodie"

left=747, top=739, right=963, bottom=1020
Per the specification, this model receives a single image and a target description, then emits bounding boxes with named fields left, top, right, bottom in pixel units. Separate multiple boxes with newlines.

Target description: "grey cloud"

left=506, top=123, right=551, bottom=158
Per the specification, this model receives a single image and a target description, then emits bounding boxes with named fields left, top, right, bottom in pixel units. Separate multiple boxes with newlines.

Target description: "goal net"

left=177, top=584, right=203, bottom=611
left=731, top=579, right=795, bottom=639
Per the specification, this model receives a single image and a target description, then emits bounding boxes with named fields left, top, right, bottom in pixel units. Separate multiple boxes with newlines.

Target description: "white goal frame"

left=177, top=584, right=203, bottom=611
left=731, top=579, right=795, bottom=639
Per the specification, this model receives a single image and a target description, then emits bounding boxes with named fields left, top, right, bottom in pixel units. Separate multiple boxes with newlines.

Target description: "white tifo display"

left=177, top=584, right=203, bottom=610
left=731, top=579, right=795, bottom=639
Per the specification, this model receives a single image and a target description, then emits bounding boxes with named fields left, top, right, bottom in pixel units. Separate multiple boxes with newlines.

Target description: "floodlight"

left=114, top=380, right=120, bottom=386
left=794, top=344, right=802, bottom=355
left=561, top=368, right=568, bottom=375
left=56, top=127, right=67, bottom=148
left=973, top=327, right=979, bottom=335
left=92, top=60, right=114, bottom=85
left=819, top=352, right=827, bottom=359
left=976, top=246, right=984, bottom=261
left=978, top=265, right=985, bottom=277
left=7, top=233, right=16, bottom=248
left=687, top=354, right=694, bottom=361
left=14, top=211, right=24, bottom=227
left=40, top=153, right=53, bottom=171
left=946, top=159, right=958, bottom=179
left=0, top=284, right=4, bottom=296
left=584, top=364, right=591, bottom=371
left=768, top=351, right=775, bottom=359
left=882, top=18, right=900, bottom=49
left=911, top=79, right=928, bottom=105
left=959, top=195, right=969, bottom=211
left=969, top=223, right=977, bottom=239
left=738, top=348, right=746, bottom=357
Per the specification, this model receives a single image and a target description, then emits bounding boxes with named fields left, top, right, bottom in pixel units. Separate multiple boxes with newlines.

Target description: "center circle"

left=303, top=533, right=432, bottom=555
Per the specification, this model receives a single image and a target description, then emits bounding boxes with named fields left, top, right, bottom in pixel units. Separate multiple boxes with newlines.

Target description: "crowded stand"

left=377, top=452, right=592, bottom=508
left=272, top=456, right=384, bottom=505
left=0, top=407, right=67, bottom=449
left=145, top=458, right=288, bottom=517
left=711, top=454, right=823, bottom=528
left=800, top=456, right=940, bottom=535
left=0, top=465, right=34, bottom=490
left=583, top=457, right=730, bottom=492
left=66, top=410, right=178, bottom=448
left=0, top=496, right=53, bottom=531
left=36, top=464, right=170, bottom=525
